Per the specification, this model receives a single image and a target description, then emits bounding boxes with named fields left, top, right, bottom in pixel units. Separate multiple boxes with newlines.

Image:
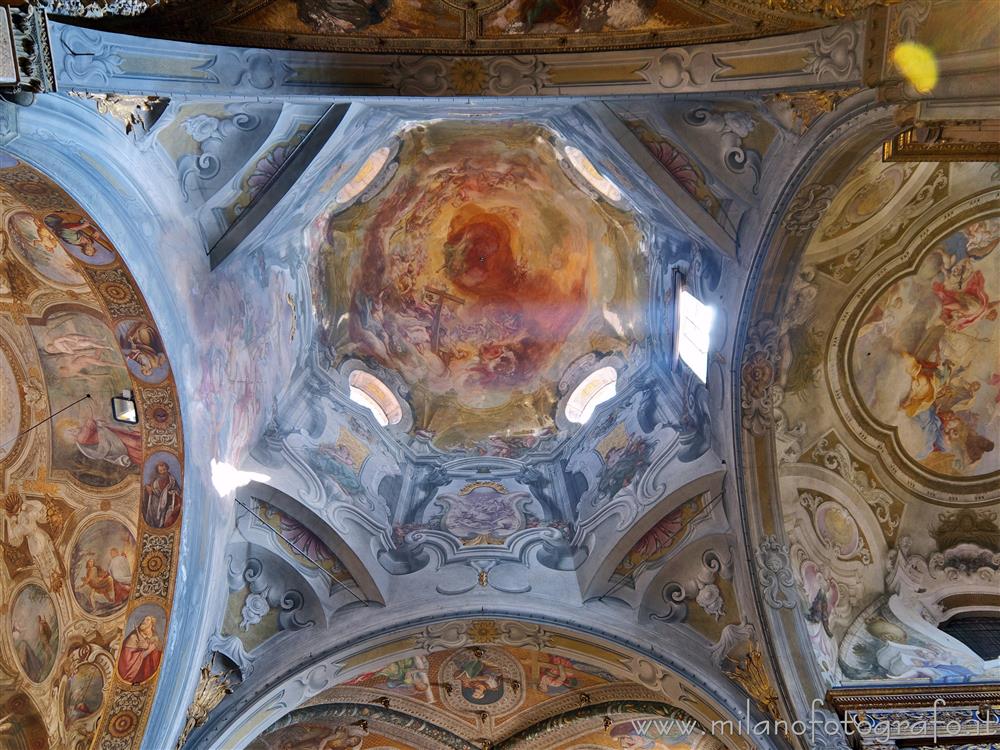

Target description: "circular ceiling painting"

left=316, top=122, right=646, bottom=449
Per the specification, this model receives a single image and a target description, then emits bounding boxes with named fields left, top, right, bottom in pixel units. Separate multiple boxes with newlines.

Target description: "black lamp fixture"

left=111, top=389, right=138, bottom=424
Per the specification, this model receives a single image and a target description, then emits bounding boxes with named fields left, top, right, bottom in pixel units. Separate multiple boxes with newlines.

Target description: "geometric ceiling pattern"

left=2, top=1, right=997, bottom=750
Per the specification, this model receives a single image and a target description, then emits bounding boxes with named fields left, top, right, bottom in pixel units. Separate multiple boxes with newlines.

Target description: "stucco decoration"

left=0, top=158, right=183, bottom=750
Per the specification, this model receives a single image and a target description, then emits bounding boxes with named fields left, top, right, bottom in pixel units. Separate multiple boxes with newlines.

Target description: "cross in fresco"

left=424, top=286, right=465, bottom=354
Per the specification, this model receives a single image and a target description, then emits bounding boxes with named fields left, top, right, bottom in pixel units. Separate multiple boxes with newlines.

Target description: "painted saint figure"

left=45, top=214, right=107, bottom=257
left=143, top=461, right=182, bottom=528
left=119, top=320, right=167, bottom=378
left=455, top=655, right=503, bottom=704
left=117, top=615, right=162, bottom=684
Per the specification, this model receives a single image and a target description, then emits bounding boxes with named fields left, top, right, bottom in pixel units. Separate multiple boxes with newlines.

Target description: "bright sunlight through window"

left=566, top=366, right=618, bottom=424
left=349, top=370, right=402, bottom=427
left=677, top=289, right=714, bottom=383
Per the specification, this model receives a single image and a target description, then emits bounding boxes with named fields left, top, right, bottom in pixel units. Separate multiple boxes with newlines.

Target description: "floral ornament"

left=755, top=535, right=798, bottom=610
left=239, top=592, right=270, bottom=631
left=244, top=145, right=291, bottom=206
left=449, top=59, right=488, bottom=95
left=740, top=318, right=781, bottom=436
left=782, top=183, right=837, bottom=236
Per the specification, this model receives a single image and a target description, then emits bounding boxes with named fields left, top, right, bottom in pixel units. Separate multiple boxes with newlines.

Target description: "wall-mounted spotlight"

left=111, top=389, right=138, bottom=424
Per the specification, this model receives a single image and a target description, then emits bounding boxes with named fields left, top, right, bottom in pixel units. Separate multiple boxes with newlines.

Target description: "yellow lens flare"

left=892, top=42, right=938, bottom=94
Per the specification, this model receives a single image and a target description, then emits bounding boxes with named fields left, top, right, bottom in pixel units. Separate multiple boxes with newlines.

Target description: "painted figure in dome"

left=143, top=461, right=182, bottom=528
left=71, top=417, right=142, bottom=469
left=79, top=557, right=130, bottom=610
left=44, top=214, right=106, bottom=257
left=117, top=616, right=162, bottom=684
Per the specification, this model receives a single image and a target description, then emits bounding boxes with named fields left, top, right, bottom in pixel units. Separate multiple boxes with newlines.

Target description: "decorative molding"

left=739, top=318, right=781, bottom=436
left=176, top=661, right=237, bottom=750
left=883, top=122, right=1000, bottom=162
left=650, top=547, right=734, bottom=623
left=755, top=535, right=798, bottom=610
left=50, top=22, right=865, bottom=99
left=2, top=4, right=55, bottom=94
left=722, top=644, right=782, bottom=725
left=781, top=183, right=837, bottom=236
left=68, top=92, right=168, bottom=135
left=766, top=88, right=862, bottom=134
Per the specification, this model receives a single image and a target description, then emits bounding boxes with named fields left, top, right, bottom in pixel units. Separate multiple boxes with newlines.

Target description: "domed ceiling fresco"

left=0, top=159, right=183, bottom=749
left=314, top=121, right=645, bottom=450
left=741, top=147, right=1000, bottom=689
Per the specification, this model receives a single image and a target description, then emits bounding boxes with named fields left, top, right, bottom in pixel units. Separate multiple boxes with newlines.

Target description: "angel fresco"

left=6, top=211, right=85, bottom=287
left=536, top=653, right=615, bottom=694
left=44, top=212, right=115, bottom=263
left=852, top=217, right=999, bottom=477
left=346, top=656, right=434, bottom=703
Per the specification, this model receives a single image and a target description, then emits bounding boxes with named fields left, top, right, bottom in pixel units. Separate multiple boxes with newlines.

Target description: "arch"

left=577, top=452, right=727, bottom=600
left=0, top=146, right=185, bottom=749
left=734, top=91, right=1000, bottom=717
left=189, top=612, right=777, bottom=750
left=3, top=93, right=220, bottom=750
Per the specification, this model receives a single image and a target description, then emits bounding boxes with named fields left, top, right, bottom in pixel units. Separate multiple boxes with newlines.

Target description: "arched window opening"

left=939, top=612, right=1000, bottom=660
left=566, top=366, right=618, bottom=425
left=348, top=370, right=402, bottom=426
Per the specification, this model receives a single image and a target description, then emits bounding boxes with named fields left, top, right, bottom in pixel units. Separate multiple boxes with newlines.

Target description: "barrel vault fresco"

left=243, top=625, right=722, bottom=750
left=0, top=157, right=184, bottom=750
left=740, top=146, right=1000, bottom=690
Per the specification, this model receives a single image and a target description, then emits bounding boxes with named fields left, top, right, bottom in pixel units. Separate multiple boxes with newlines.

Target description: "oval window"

left=564, top=146, right=623, bottom=203
left=335, top=146, right=391, bottom=205
left=566, top=366, right=618, bottom=424
left=348, top=370, right=402, bottom=426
